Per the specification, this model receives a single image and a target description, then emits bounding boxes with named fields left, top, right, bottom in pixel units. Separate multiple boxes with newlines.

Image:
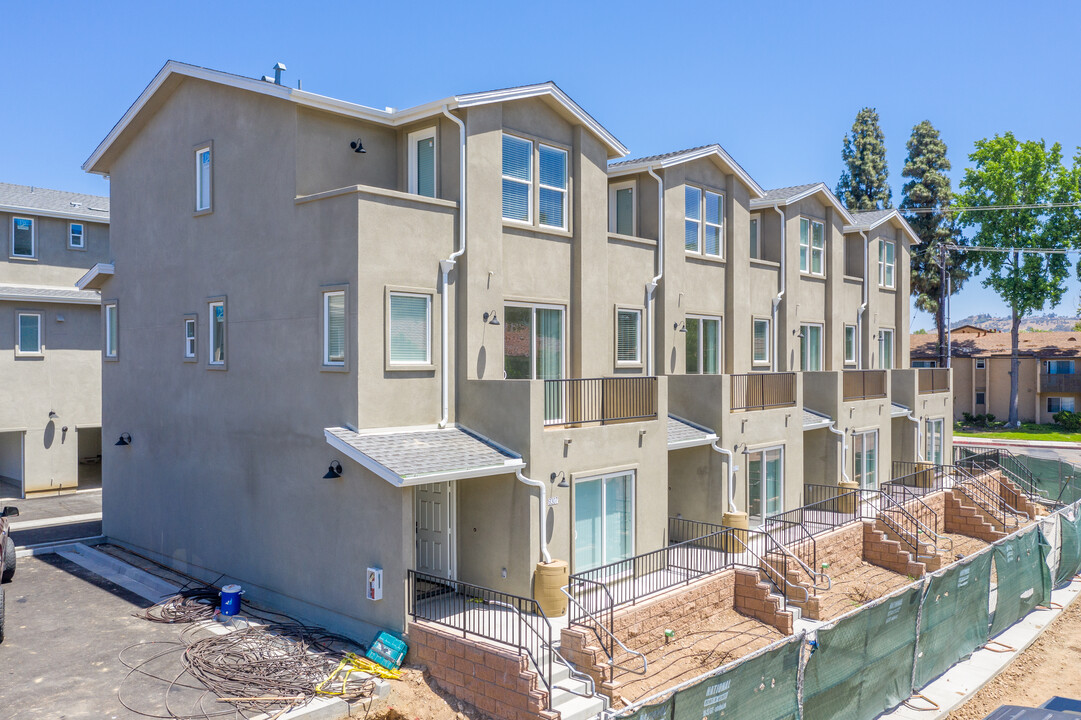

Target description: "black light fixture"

left=674, top=321, right=687, bottom=333
left=350, top=139, right=366, bottom=154
left=48, top=410, right=59, bottom=419
left=483, top=311, right=500, bottom=326
left=323, top=461, right=343, bottom=479
left=550, top=470, right=569, bottom=488
left=115, top=432, right=132, bottom=446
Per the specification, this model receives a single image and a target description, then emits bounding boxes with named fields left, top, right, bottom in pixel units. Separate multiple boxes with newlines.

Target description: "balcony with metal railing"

left=542, top=376, right=658, bottom=427
left=730, top=372, right=797, bottom=411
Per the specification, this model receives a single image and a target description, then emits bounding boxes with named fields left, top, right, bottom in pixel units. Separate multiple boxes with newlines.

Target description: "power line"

left=943, top=244, right=1081, bottom=255
left=901, top=201, right=1081, bottom=214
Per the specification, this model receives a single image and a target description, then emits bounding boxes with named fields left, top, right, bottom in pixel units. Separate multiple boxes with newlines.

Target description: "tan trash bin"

left=535, top=560, right=569, bottom=617
left=838, top=480, right=859, bottom=514
left=722, top=511, right=749, bottom=552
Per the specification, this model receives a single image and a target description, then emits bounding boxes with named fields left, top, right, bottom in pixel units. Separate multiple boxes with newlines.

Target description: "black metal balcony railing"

left=1040, top=372, right=1081, bottom=393
left=918, top=368, right=950, bottom=394
left=543, top=377, right=658, bottom=427
left=842, top=370, right=887, bottom=401
left=731, top=372, right=797, bottom=411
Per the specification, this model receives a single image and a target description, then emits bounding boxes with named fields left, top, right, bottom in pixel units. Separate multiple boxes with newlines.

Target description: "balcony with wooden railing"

left=842, top=370, right=887, bottom=401
left=1040, top=372, right=1081, bottom=393
left=543, top=377, right=658, bottom=427
left=918, top=368, right=950, bottom=395
left=730, top=372, right=797, bottom=411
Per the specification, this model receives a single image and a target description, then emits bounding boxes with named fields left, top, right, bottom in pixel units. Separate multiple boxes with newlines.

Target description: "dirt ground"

left=814, top=560, right=914, bottom=620
left=367, top=665, right=494, bottom=720
left=946, top=589, right=1081, bottom=719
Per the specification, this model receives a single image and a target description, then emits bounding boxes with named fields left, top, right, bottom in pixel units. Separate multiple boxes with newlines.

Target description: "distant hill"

left=951, top=313, right=1081, bottom=333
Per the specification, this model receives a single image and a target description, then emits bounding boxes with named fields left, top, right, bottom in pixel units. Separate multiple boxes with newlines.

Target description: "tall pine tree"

left=836, top=108, right=892, bottom=210
left=901, top=121, right=966, bottom=367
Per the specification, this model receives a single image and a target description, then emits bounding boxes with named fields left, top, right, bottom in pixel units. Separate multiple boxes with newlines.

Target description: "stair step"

left=550, top=692, right=608, bottom=720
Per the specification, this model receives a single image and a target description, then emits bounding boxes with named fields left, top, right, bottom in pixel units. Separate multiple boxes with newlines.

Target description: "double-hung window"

left=1048, top=397, right=1075, bottom=414
left=208, top=300, right=225, bottom=366
left=975, top=358, right=986, bottom=369
left=685, top=316, right=721, bottom=374
left=388, top=293, right=431, bottom=365
left=11, top=217, right=34, bottom=258
left=609, top=181, right=635, bottom=235
left=879, top=239, right=896, bottom=288
left=684, top=186, right=723, bottom=257
left=184, top=317, right=197, bottom=360
left=749, top=214, right=760, bottom=259
left=408, top=128, right=437, bottom=198
left=16, top=312, right=42, bottom=356
left=195, top=145, right=212, bottom=212
left=323, top=290, right=346, bottom=366
left=616, top=309, right=641, bottom=365
left=878, top=329, right=894, bottom=369
left=538, top=144, right=568, bottom=229
left=105, top=303, right=118, bottom=359
left=753, top=318, right=771, bottom=366
left=975, top=391, right=986, bottom=406
left=799, top=218, right=824, bottom=274
left=800, top=323, right=823, bottom=371
left=844, top=325, right=857, bottom=366
left=69, top=223, right=85, bottom=249
left=853, top=430, right=878, bottom=489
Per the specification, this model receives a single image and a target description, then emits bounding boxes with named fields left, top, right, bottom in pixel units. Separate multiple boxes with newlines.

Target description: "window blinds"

left=390, top=294, right=429, bottom=363
left=617, top=310, right=640, bottom=363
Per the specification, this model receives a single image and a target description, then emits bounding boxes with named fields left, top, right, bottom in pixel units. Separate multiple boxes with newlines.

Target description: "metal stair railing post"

left=950, top=464, right=1026, bottom=530
left=856, top=488, right=939, bottom=561
left=561, top=579, right=648, bottom=677
left=762, top=515, right=831, bottom=592
left=881, top=481, right=953, bottom=554
left=728, top=528, right=811, bottom=607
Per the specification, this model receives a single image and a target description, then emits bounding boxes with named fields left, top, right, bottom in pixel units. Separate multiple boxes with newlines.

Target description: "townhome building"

left=80, top=61, right=952, bottom=642
left=1, top=183, right=109, bottom=497
left=913, top=326, right=1081, bottom=423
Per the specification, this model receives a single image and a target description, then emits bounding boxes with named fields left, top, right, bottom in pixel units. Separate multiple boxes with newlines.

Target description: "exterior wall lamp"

left=483, top=311, right=500, bottom=326
left=323, top=461, right=343, bottom=479
left=550, top=471, right=569, bottom=488
left=350, top=139, right=366, bottom=154
left=674, top=321, right=687, bottom=333
left=115, top=433, right=132, bottom=446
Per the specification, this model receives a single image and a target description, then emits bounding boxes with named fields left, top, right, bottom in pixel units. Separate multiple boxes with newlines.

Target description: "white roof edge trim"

left=843, top=210, right=922, bottom=245
left=324, top=429, right=525, bottom=487
left=85, top=63, right=628, bottom=173
left=608, top=146, right=765, bottom=198
left=668, top=433, right=720, bottom=450
left=0, top=289, right=101, bottom=305
left=76, top=263, right=115, bottom=290
left=750, top=183, right=855, bottom=224
left=0, top=204, right=109, bottom=223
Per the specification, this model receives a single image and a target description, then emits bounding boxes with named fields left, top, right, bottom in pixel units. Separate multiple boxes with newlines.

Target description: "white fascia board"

left=608, top=146, right=765, bottom=198
left=750, top=183, right=855, bottom=224
left=843, top=211, right=922, bottom=245
left=76, top=263, right=115, bottom=291
left=668, top=433, right=720, bottom=451
left=0, top=288, right=101, bottom=305
left=802, top=421, right=834, bottom=431
left=0, top=204, right=109, bottom=223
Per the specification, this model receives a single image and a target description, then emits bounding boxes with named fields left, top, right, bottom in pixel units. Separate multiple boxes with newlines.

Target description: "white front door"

left=415, top=482, right=454, bottom=579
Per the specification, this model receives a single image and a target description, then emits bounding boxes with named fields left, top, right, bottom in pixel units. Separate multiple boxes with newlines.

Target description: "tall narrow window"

left=184, top=317, right=196, bottom=359
left=748, top=447, right=783, bottom=524
left=502, top=135, right=532, bottom=222
left=609, top=182, right=635, bottom=235
left=703, top=191, right=723, bottom=257
left=925, top=420, right=944, bottom=465
left=800, top=324, right=823, bottom=371
left=685, top=316, right=721, bottom=374
left=853, top=431, right=878, bottom=489
left=753, top=319, right=771, bottom=366
left=504, top=304, right=565, bottom=422
left=616, top=309, right=641, bottom=365
left=799, top=218, right=824, bottom=274
left=538, top=144, right=568, bottom=229
left=105, top=303, right=118, bottom=359
left=208, top=300, right=225, bottom=366
left=685, top=186, right=701, bottom=252
left=11, top=217, right=34, bottom=258
left=879, top=239, right=896, bottom=287
left=684, top=186, right=724, bottom=256
left=749, top=214, right=760, bottom=259
left=975, top=391, right=986, bottom=406
left=16, top=313, right=42, bottom=356
left=878, top=329, right=894, bottom=369
left=195, top=146, right=212, bottom=212
left=844, top=325, right=857, bottom=365
left=323, top=290, right=346, bottom=366
left=388, top=293, right=431, bottom=365
left=408, top=128, right=437, bottom=198
left=69, top=223, right=85, bottom=249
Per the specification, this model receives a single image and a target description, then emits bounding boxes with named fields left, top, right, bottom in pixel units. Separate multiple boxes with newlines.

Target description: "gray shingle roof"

left=848, top=209, right=896, bottom=227
left=802, top=408, right=834, bottom=430
left=325, top=425, right=524, bottom=486
left=667, top=415, right=717, bottom=449
left=0, top=283, right=101, bottom=305
left=0, top=182, right=109, bottom=220
left=609, top=145, right=717, bottom=168
left=756, top=183, right=824, bottom=203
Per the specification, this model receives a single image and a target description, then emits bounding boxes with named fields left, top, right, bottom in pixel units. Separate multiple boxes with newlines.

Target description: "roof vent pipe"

left=645, top=166, right=664, bottom=376
left=273, top=62, right=286, bottom=85
left=516, top=468, right=552, bottom=563
left=437, top=106, right=466, bottom=429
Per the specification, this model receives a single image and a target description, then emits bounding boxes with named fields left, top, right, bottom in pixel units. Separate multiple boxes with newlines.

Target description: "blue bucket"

left=220, top=584, right=243, bottom=616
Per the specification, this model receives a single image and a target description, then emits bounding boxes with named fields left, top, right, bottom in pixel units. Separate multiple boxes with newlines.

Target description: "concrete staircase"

left=531, top=649, right=609, bottom=720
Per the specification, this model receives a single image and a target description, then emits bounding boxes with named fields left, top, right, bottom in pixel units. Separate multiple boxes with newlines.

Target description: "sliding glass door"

left=748, top=447, right=783, bottom=526
left=853, top=430, right=878, bottom=489
left=925, top=419, right=944, bottom=465
left=573, top=471, right=635, bottom=572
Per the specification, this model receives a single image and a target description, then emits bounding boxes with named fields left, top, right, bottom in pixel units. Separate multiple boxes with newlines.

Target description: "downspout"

left=711, top=441, right=738, bottom=513
left=771, top=205, right=786, bottom=371
left=906, top=411, right=923, bottom=461
left=516, top=468, right=552, bottom=563
left=645, top=166, right=664, bottom=376
left=857, top=230, right=869, bottom=369
left=828, top=423, right=849, bottom=484
left=438, top=105, right=467, bottom=428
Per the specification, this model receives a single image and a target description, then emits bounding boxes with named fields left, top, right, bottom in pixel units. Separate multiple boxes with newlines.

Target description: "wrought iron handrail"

left=730, top=372, right=797, bottom=411
left=802, top=484, right=940, bottom=561
left=881, top=480, right=954, bottom=554
left=559, top=580, right=647, bottom=678
left=954, top=446, right=1049, bottom=504
left=951, top=465, right=1027, bottom=531
left=759, top=516, right=830, bottom=591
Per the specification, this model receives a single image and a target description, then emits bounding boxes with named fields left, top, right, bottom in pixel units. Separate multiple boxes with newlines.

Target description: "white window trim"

left=502, top=133, right=534, bottom=225
left=504, top=301, right=567, bottom=380
left=538, top=143, right=569, bottom=230
left=685, top=314, right=722, bottom=374
left=15, top=311, right=43, bottom=357
left=195, top=144, right=212, bottom=213
left=800, top=323, right=824, bottom=372
left=752, top=318, right=771, bottom=366
left=407, top=127, right=438, bottom=197
left=68, top=222, right=85, bottom=250
left=388, top=291, right=433, bottom=366
left=879, top=239, right=896, bottom=288
left=615, top=307, right=642, bottom=366
left=924, top=419, right=944, bottom=465
left=208, top=299, right=226, bottom=367
left=11, top=216, right=35, bottom=259
left=878, top=328, right=895, bottom=370
left=685, top=185, right=725, bottom=258
left=573, top=469, right=636, bottom=571
left=975, top=358, right=986, bottom=369
left=609, top=180, right=636, bottom=236
left=1048, top=396, right=1075, bottom=414
left=323, top=289, right=347, bottom=367
left=844, top=324, right=857, bottom=366
left=747, top=445, right=784, bottom=524
left=104, top=302, right=118, bottom=359
left=854, top=429, right=879, bottom=489
left=184, top=316, right=197, bottom=360
left=749, top=213, right=761, bottom=259
left=799, top=218, right=825, bottom=276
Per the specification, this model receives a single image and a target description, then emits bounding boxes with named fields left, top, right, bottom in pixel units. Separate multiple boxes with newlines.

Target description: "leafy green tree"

left=957, top=133, right=1077, bottom=426
left=836, top=108, right=892, bottom=210
left=901, top=121, right=967, bottom=367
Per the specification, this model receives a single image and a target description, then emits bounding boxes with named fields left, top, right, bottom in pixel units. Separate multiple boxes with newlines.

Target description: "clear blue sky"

left=3, top=0, right=1079, bottom=329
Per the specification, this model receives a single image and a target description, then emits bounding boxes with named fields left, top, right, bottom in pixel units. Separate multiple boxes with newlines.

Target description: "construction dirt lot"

left=946, top=587, right=1081, bottom=719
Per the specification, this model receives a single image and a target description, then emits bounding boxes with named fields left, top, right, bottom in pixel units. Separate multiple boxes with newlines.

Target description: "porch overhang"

left=76, top=263, right=115, bottom=291
left=891, top=402, right=912, bottom=418
left=0, top=283, right=101, bottom=305
left=802, top=408, right=834, bottom=431
left=667, top=415, right=718, bottom=450
left=324, top=425, right=525, bottom=488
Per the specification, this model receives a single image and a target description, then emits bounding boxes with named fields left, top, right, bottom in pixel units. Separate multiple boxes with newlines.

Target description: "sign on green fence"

left=1056, top=506, right=1081, bottom=585
left=990, top=528, right=1051, bottom=638
left=803, top=585, right=922, bottom=720
left=914, top=549, right=992, bottom=688
left=670, top=635, right=801, bottom=720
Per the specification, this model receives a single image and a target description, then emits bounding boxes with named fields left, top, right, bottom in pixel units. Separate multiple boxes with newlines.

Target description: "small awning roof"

left=803, top=408, right=834, bottom=431
left=0, top=283, right=101, bottom=305
left=325, top=425, right=525, bottom=487
left=891, top=403, right=913, bottom=418
left=667, top=415, right=718, bottom=450
left=76, top=263, right=114, bottom=291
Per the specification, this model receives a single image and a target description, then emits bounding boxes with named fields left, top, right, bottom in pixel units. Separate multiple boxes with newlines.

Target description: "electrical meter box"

left=366, top=567, right=383, bottom=601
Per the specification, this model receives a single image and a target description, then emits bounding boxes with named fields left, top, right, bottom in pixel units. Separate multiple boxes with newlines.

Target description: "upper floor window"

left=184, top=317, right=196, bottom=360
left=538, top=145, right=568, bottom=229
left=502, top=134, right=533, bottom=223
left=844, top=325, right=857, bottom=365
left=105, top=303, right=118, bottom=359
left=879, top=239, right=896, bottom=288
left=749, top=214, right=760, bottom=259
left=975, top=358, right=986, bottom=369
left=912, top=360, right=938, bottom=368
left=799, top=218, right=824, bottom=275
left=16, top=312, right=42, bottom=356
left=685, top=187, right=723, bottom=257
left=878, top=328, right=894, bottom=369
left=409, top=128, right=437, bottom=198
left=323, top=290, right=346, bottom=366
left=1046, top=359, right=1074, bottom=374
left=800, top=323, right=823, bottom=371
left=753, top=318, right=771, bottom=366
left=616, top=309, right=641, bottom=365
left=208, top=300, right=225, bottom=366
left=388, top=292, right=431, bottom=365
left=69, top=223, right=85, bottom=250
left=609, top=181, right=635, bottom=235
left=686, top=316, right=721, bottom=374
left=195, top=145, right=212, bottom=212
left=11, top=217, right=34, bottom=258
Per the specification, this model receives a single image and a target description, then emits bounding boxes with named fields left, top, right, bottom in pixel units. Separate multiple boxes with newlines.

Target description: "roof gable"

left=844, top=208, right=921, bottom=245
left=749, top=182, right=854, bottom=224
left=608, top=144, right=764, bottom=198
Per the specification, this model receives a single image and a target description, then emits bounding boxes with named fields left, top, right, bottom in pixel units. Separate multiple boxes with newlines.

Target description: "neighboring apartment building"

left=1, top=183, right=109, bottom=497
left=80, top=61, right=952, bottom=638
left=913, top=326, right=1081, bottom=423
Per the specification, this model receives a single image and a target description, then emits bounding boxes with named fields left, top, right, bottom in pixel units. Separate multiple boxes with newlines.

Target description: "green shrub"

left=1053, top=410, right=1081, bottom=432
